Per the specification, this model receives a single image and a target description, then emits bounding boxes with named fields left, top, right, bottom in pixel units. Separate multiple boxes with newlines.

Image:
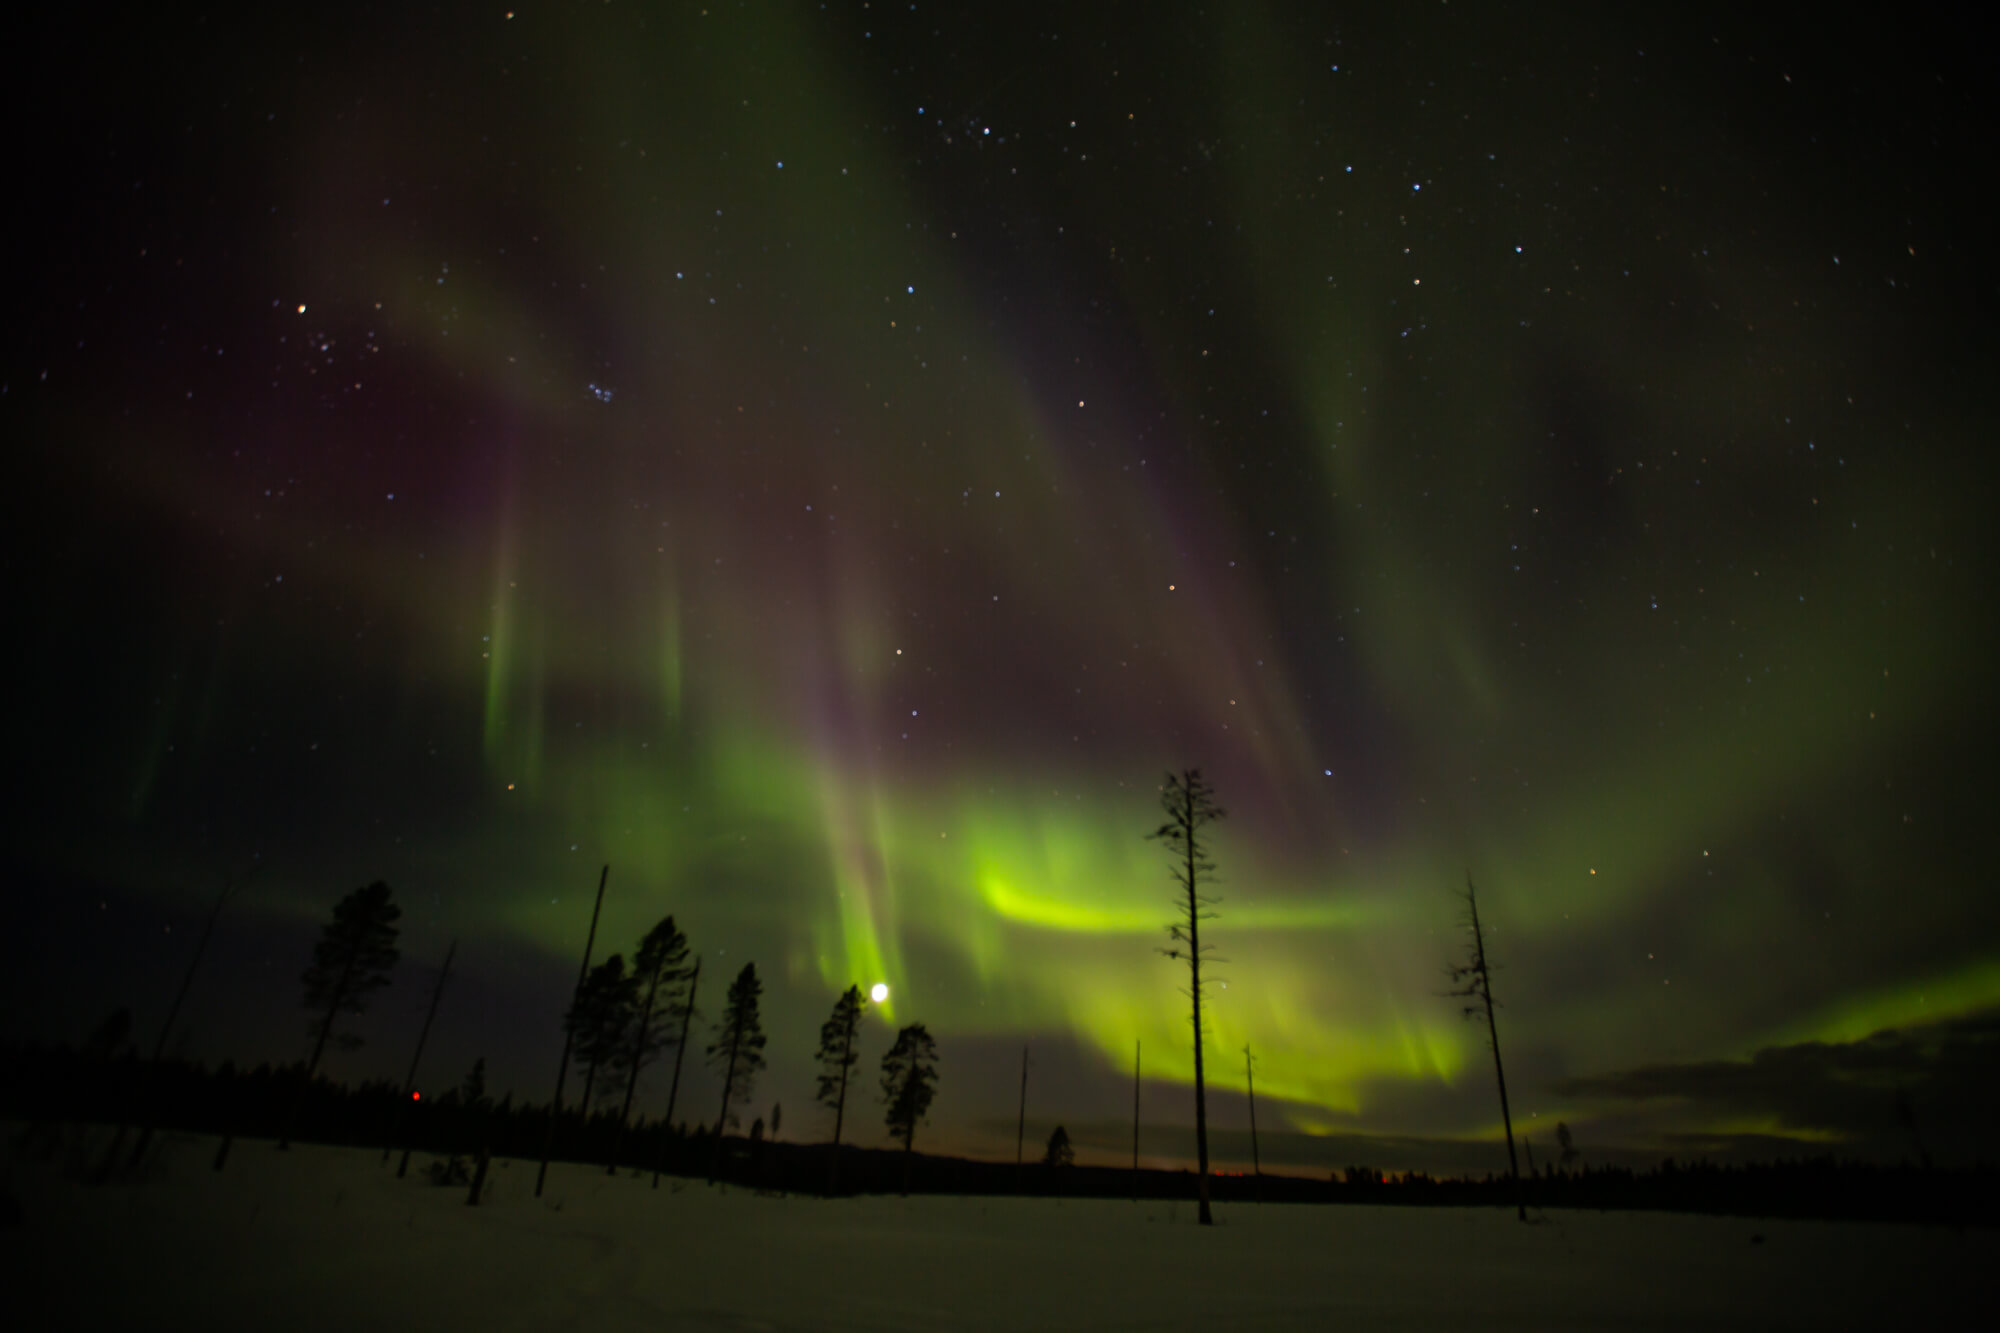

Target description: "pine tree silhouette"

left=281, top=881, right=400, bottom=1149
left=607, top=916, right=692, bottom=1173
left=567, top=954, right=638, bottom=1120
left=814, top=984, right=868, bottom=1192
left=706, top=963, right=768, bottom=1181
left=881, top=1023, right=940, bottom=1194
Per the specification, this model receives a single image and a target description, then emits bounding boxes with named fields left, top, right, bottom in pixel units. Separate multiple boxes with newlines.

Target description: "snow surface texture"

left=9, top=1132, right=1992, bottom=1331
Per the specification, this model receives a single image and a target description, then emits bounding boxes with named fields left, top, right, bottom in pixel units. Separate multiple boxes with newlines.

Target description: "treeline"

left=2, top=862, right=950, bottom=1197
left=1324, top=1157, right=2000, bottom=1228
left=0, top=1037, right=884, bottom=1192
left=8, top=1038, right=1994, bottom=1224
left=33, top=868, right=951, bottom=1195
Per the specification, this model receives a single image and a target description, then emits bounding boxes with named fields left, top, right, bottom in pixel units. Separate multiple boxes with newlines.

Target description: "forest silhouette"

left=4, top=771, right=1992, bottom=1230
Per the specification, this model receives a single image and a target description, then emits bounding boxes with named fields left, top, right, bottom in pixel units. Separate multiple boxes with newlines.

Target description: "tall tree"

left=538, top=863, right=609, bottom=1198
left=1447, top=875, right=1525, bottom=1222
left=607, top=915, right=692, bottom=1173
left=281, top=880, right=400, bottom=1149
left=567, top=953, right=638, bottom=1119
left=814, top=984, right=867, bottom=1192
left=706, top=962, right=768, bottom=1180
left=1244, top=1043, right=1263, bottom=1192
left=1151, top=768, right=1224, bottom=1226
left=125, top=861, right=254, bottom=1174
left=1131, top=1038, right=1142, bottom=1200
left=387, top=939, right=456, bottom=1177
left=652, top=955, right=701, bottom=1190
left=881, top=1022, right=940, bottom=1193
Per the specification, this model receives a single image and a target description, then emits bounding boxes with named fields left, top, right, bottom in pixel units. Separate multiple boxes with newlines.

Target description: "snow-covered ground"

left=9, top=1130, right=1992, bottom=1330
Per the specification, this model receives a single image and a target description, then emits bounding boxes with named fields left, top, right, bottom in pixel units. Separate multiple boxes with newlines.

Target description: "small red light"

left=411, top=1090, right=421, bottom=1101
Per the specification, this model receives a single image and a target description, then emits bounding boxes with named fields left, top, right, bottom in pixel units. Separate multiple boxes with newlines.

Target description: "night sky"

left=7, top=3, right=1995, bottom=1174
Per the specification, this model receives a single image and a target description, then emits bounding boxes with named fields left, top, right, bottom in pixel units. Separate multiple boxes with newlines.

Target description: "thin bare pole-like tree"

left=1447, top=874, right=1524, bottom=1222
left=1014, top=1045, right=1029, bottom=1183
left=652, top=955, right=701, bottom=1189
left=1152, top=768, right=1225, bottom=1227
left=389, top=939, right=456, bottom=1177
left=537, top=863, right=609, bottom=1199
left=1131, top=1038, right=1141, bottom=1201
left=1245, top=1044, right=1262, bottom=1195
left=122, top=862, right=254, bottom=1174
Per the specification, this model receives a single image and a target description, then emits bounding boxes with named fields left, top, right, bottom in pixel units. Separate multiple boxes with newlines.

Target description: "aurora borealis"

left=7, top=4, right=1994, bottom=1172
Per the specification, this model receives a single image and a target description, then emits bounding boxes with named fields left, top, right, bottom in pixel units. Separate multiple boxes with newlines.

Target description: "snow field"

left=8, top=1131, right=1993, bottom=1331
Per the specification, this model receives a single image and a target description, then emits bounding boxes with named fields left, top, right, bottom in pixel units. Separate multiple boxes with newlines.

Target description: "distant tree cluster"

left=558, top=915, right=699, bottom=1175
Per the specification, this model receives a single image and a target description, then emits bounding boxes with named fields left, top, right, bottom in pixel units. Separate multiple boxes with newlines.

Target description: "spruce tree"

left=814, top=984, right=867, bottom=1191
left=881, top=1023, right=940, bottom=1193
left=281, top=881, right=400, bottom=1149
left=706, top=963, right=768, bottom=1180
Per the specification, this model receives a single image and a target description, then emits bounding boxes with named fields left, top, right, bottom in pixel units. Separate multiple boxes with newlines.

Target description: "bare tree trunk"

left=537, top=864, right=610, bottom=1198
left=1131, top=1039, right=1141, bottom=1202
left=827, top=1001, right=855, bottom=1195
left=609, top=960, right=667, bottom=1175
left=653, top=957, right=699, bottom=1190
left=708, top=1029, right=740, bottom=1185
left=389, top=940, right=456, bottom=1177
left=1461, top=877, right=1524, bottom=1222
left=466, top=1144, right=491, bottom=1206
left=1185, top=784, right=1214, bottom=1226
left=1015, top=1045, right=1028, bottom=1189
left=1245, top=1044, right=1261, bottom=1200
left=280, top=939, right=364, bottom=1151
left=125, top=869, right=245, bottom=1175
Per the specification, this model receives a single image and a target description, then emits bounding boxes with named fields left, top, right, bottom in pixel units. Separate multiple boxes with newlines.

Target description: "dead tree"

left=1447, top=874, right=1524, bottom=1221
left=1131, top=1039, right=1141, bottom=1201
left=1014, top=1045, right=1029, bottom=1183
left=388, top=939, right=456, bottom=1177
left=122, top=862, right=254, bottom=1175
left=652, top=956, right=701, bottom=1189
left=537, top=864, right=609, bottom=1198
left=1151, top=768, right=1225, bottom=1226
left=1245, top=1044, right=1262, bottom=1195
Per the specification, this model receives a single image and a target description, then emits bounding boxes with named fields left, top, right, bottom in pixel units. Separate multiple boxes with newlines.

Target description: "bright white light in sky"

left=870, top=982, right=890, bottom=1004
